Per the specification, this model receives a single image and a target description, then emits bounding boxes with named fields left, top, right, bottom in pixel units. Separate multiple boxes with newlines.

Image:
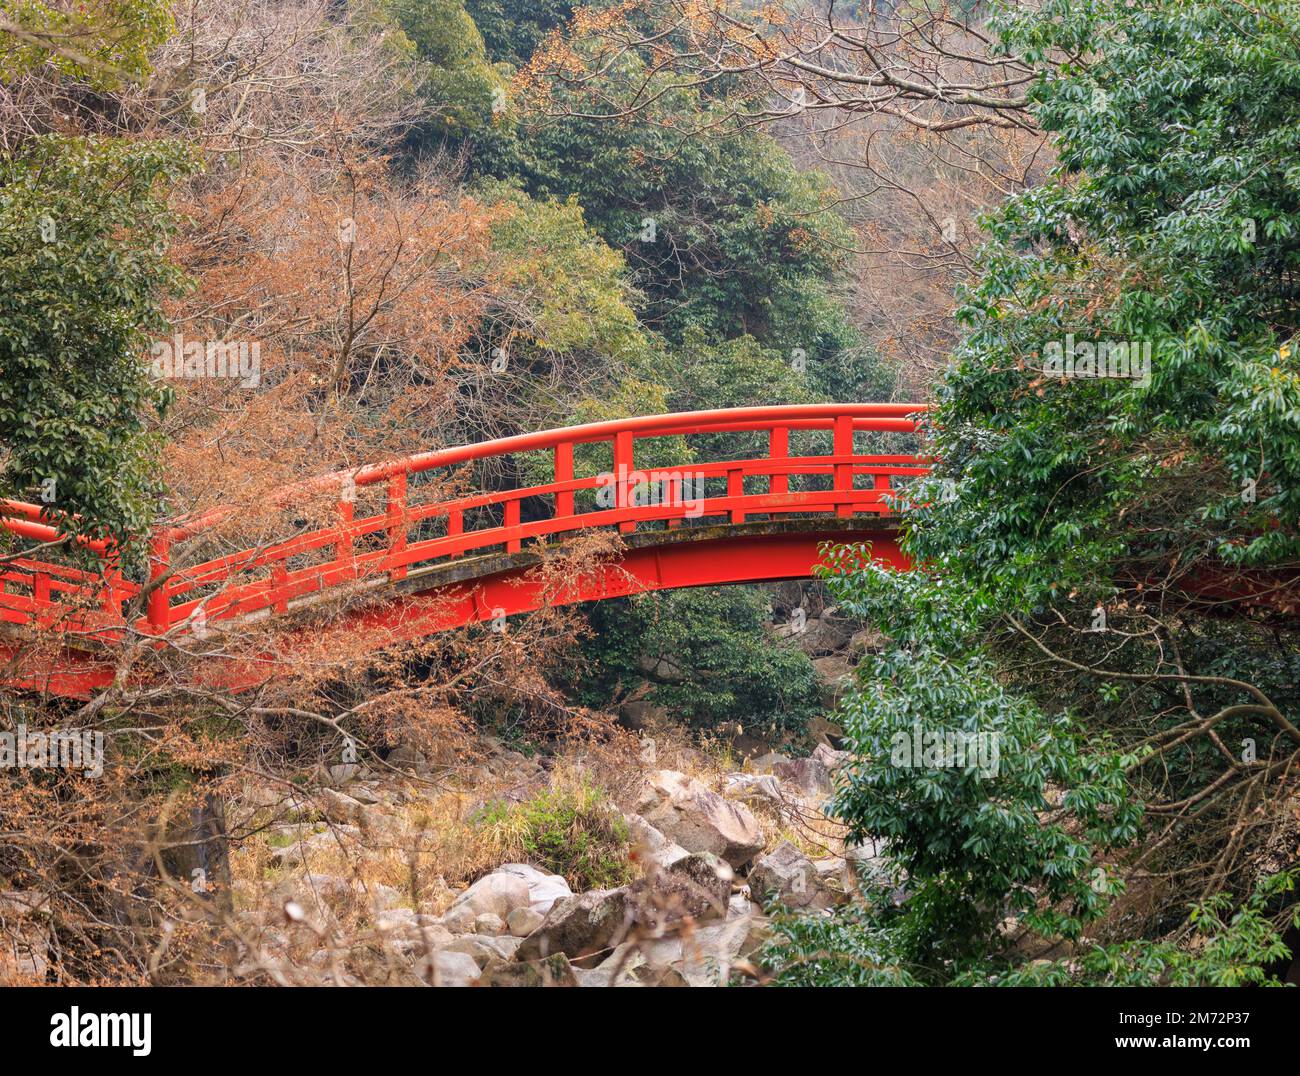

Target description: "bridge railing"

left=1, top=404, right=928, bottom=639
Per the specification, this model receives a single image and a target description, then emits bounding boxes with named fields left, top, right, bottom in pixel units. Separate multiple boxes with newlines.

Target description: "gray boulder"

left=750, top=752, right=792, bottom=775
left=444, top=933, right=522, bottom=968
left=429, top=949, right=480, bottom=987
left=811, top=743, right=850, bottom=772
left=623, top=811, right=691, bottom=871
left=479, top=953, right=578, bottom=987
left=494, top=863, right=572, bottom=915
left=748, top=841, right=826, bottom=909
left=315, top=787, right=368, bottom=827
left=770, top=756, right=833, bottom=799
left=445, top=869, right=532, bottom=921
left=632, top=850, right=732, bottom=926
left=723, top=773, right=785, bottom=807
left=515, top=887, right=631, bottom=967
left=636, top=770, right=766, bottom=870
left=474, top=912, right=506, bottom=936
left=506, top=906, right=545, bottom=937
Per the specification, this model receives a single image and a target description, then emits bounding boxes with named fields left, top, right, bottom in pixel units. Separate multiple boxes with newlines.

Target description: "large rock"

left=385, top=744, right=430, bottom=776
left=445, top=869, right=533, bottom=921
left=748, top=841, right=826, bottom=909
left=325, top=763, right=361, bottom=786
left=632, top=851, right=732, bottom=926
left=346, top=782, right=386, bottom=806
left=617, top=685, right=667, bottom=732
left=636, top=770, right=766, bottom=870
left=844, top=842, right=905, bottom=904
left=811, top=743, right=850, bottom=773
left=769, top=756, right=833, bottom=799
left=572, top=946, right=650, bottom=988
left=277, top=873, right=356, bottom=918
left=723, top=773, right=785, bottom=807
left=475, top=912, right=506, bottom=936
left=623, top=812, right=691, bottom=871
left=444, top=933, right=522, bottom=968
left=316, top=787, right=369, bottom=827
left=515, top=888, right=631, bottom=967
left=812, top=857, right=851, bottom=906
left=780, top=612, right=856, bottom=656
left=600, top=916, right=766, bottom=988
left=668, top=918, right=767, bottom=987
left=636, top=655, right=686, bottom=682
left=441, top=905, right=478, bottom=934
left=811, top=654, right=854, bottom=707
left=506, top=907, right=545, bottom=937
left=384, top=919, right=455, bottom=960
left=805, top=715, right=845, bottom=749
left=494, top=863, right=572, bottom=915
left=848, top=626, right=887, bottom=656
left=750, top=752, right=791, bottom=775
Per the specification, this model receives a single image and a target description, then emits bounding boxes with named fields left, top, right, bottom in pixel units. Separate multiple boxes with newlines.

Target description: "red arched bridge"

left=1, top=404, right=929, bottom=696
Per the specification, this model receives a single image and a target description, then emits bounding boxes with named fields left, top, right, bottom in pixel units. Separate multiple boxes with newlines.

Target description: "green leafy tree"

left=571, top=587, right=822, bottom=738
left=0, top=0, right=172, bottom=86
left=464, top=0, right=574, bottom=68
left=917, top=0, right=1300, bottom=607
left=488, top=59, right=858, bottom=358
left=767, top=0, right=1300, bottom=983
left=0, top=135, right=196, bottom=542
left=382, top=0, right=508, bottom=137
left=819, top=552, right=1142, bottom=968
left=768, top=868, right=1299, bottom=988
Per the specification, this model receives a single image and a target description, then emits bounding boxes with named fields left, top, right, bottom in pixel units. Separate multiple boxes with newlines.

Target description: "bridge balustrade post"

left=270, top=562, right=289, bottom=614
left=614, top=431, right=634, bottom=534
left=728, top=468, right=745, bottom=524
left=447, top=507, right=463, bottom=558
left=33, top=571, right=51, bottom=627
left=874, top=471, right=892, bottom=512
left=387, top=471, right=408, bottom=580
left=833, top=414, right=854, bottom=518
left=769, top=426, right=789, bottom=502
left=505, top=499, right=521, bottom=554
left=147, top=533, right=171, bottom=632
left=335, top=497, right=355, bottom=578
left=554, top=442, right=574, bottom=521
left=101, top=548, right=123, bottom=619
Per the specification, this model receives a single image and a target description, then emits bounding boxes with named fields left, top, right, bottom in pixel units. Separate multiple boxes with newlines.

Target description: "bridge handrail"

left=158, top=403, right=927, bottom=538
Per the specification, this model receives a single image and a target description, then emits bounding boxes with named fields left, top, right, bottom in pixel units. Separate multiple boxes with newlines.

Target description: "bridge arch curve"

left=2, top=404, right=927, bottom=695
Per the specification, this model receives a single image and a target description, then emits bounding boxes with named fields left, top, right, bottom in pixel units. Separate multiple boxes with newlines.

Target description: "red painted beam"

left=189, top=524, right=909, bottom=695
left=1, top=524, right=906, bottom=698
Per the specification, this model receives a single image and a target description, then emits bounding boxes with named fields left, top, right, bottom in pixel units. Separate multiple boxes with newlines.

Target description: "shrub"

left=475, top=784, right=635, bottom=891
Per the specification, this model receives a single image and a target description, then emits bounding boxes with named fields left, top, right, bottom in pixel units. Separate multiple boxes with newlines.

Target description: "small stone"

left=441, top=905, right=478, bottom=934
left=429, top=949, right=480, bottom=987
left=478, top=953, right=578, bottom=987
left=326, top=763, right=360, bottom=786
left=507, top=906, right=544, bottom=937
left=475, top=912, right=506, bottom=936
